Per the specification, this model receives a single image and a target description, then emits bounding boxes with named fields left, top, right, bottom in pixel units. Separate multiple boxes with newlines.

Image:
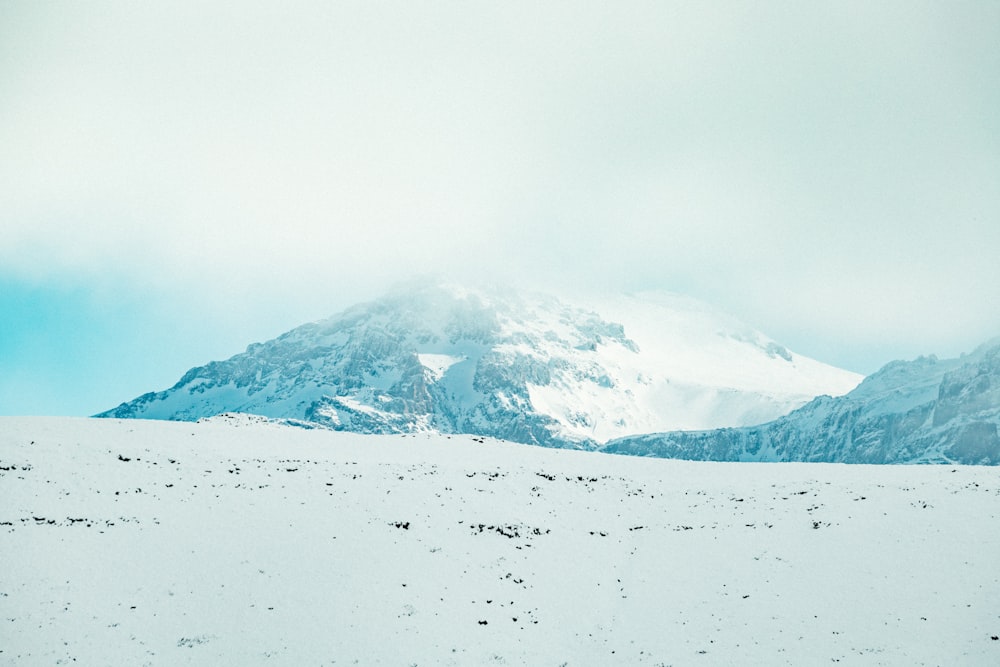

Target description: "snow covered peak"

left=584, top=290, right=859, bottom=399
left=98, top=283, right=862, bottom=448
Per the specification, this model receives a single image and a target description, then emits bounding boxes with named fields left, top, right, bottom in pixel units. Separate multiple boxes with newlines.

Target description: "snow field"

left=2, top=416, right=998, bottom=665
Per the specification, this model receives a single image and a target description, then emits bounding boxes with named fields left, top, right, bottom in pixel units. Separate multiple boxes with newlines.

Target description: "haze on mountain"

left=99, top=282, right=862, bottom=449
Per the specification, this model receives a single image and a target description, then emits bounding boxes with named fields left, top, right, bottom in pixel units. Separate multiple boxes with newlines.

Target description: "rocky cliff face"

left=603, top=341, right=1000, bottom=464
left=97, top=283, right=861, bottom=448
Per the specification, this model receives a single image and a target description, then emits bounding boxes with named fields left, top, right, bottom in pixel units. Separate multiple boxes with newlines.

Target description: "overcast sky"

left=2, top=1, right=998, bottom=416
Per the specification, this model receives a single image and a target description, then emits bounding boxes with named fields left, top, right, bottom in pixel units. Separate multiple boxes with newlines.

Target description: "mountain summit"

left=98, top=283, right=861, bottom=448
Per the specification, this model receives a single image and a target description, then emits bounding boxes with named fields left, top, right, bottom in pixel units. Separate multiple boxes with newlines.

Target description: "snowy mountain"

left=97, top=282, right=861, bottom=447
left=4, top=416, right=999, bottom=664
left=604, top=339, right=1000, bottom=464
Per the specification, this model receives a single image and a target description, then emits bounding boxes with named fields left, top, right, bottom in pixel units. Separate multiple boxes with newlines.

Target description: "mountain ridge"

left=97, top=282, right=861, bottom=448
left=603, top=339, right=1000, bottom=464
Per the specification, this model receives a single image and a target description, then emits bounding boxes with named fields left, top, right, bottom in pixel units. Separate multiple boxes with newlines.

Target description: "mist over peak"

left=99, top=282, right=861, bottom=447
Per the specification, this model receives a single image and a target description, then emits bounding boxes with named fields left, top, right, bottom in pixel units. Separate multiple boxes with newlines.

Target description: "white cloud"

left=1, top=1, right=998, bottom=373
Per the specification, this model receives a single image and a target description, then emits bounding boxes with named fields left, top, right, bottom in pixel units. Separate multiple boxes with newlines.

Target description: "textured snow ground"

left=2, top=416, right=999, bottom=666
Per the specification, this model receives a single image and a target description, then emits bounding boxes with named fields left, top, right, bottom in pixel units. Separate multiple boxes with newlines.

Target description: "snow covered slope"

left=97, top=283, right=861, bottom=448
left=3, top=417, right=999, bottom=665
left=605, top=339, right=1000, bottom=464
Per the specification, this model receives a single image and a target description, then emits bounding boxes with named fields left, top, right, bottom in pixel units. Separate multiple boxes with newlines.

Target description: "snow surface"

left=3, top=416, right=999, bottom=665
left=417, top=353, right=466, bottom=382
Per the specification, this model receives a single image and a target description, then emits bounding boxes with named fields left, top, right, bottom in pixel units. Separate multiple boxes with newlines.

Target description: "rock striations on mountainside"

left=603, top=339, right=1000, bottom=464
left=97, top=282, right=861, bottom=449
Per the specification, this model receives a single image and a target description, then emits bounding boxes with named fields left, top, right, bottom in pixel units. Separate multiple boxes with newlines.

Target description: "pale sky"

left=1, top=1, right=998, bottom=416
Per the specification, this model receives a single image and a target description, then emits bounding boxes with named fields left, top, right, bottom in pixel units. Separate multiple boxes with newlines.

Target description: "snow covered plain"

left=3, top=415, right=999, bottom=665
